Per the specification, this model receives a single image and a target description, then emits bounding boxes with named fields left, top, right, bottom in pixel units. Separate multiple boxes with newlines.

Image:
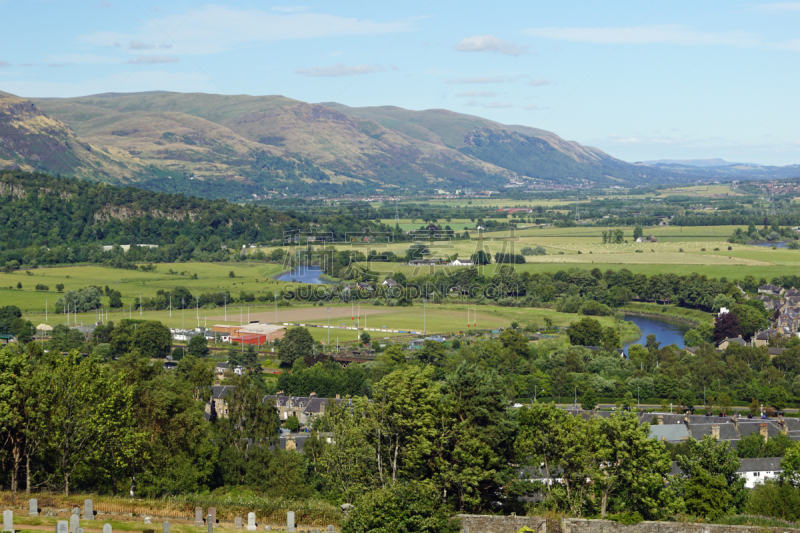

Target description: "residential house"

left=449, top=259, right=475, bottom=266
left=752, top=331, right=771, bottom=347
left=206, top=385, right=235, bottom=418
left=264, top=394, right=334, bottom=426
left=382, top=278, right=399, bottom=289
left=668, top=457, right=782, bottom=489
left=759, top=284, right=785, bottom=297
left=718, top=336, right=746, bottom=350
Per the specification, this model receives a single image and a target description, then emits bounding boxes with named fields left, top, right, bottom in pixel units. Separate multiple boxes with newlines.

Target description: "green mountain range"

left=1, top=89, right=677, bottom=198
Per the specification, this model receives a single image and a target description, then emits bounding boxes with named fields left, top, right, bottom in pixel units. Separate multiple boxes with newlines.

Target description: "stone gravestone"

left=328, top=527, right=335, bottom=533
left=56, top=521, right=68, bottom=533
left=29, top=499, right=38, bottom=517
left=286, top=511, right=295, bottom=533
left=207, top=519, right=213, bottom=533
left=69, top=513, right=80, bottom=533
left=234, top=517, right=242, bottom=530
left=264, top=527, right=271, bottom=531
left=143, top=518, right=152, bottom=525
left=77, top=528, right=84, bottom=533
left=162, top=521, right=170, bottom=533
left=3, top=510, right=13, bottom=533
left=103, top=524, right=112, bottom=533
left=84, top=500, right=93, bottom=520
left=72, top=508, right=80, bottom=518
left=247, top=512, right=256, bottom=531
left=208, top=508, right=216, bottom=527
left=194, top=508, right=203, bottom=527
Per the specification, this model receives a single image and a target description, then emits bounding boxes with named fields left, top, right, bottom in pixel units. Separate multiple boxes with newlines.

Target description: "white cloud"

left=0, top=70, right=211, bottom=99
left=125, top=55, right=179, bottom=64
left=454, top=35, right=529, bottom=56
left=271, top=6, right=311, bottom=13
left=523, top=24, right=760, bottom=47
left=445, top=75, right=520, bottom=84
left=456, top=90, right=496, bottom=98
left=47, top=53, right=120, bottom=65
left=295, top=63, right=383, bottom=77
left=523, top=104, right=550, bottom=110
left=756, top=2, right=800, bottom=11
left=81, top=5, right=410, bottom=55
left=129, top=40, right=172, bottom=50
left=528, top=78, right=552, bottom=86
left=465, top=100, right=513, bottom=108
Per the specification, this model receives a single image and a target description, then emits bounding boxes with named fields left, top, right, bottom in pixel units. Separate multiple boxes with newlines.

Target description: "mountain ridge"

left=0, top=89, right=702, bottom=197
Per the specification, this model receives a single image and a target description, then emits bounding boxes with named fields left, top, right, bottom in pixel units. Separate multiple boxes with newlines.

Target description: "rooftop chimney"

left=760, top=423, right=769, bottom=442
left=657, top=415, right=664, bottom=425
left=711, top=424, right=720, bottom=440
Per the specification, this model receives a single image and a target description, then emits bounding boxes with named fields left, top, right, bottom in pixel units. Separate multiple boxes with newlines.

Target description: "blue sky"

left=2, top=0, right=800, bottom=165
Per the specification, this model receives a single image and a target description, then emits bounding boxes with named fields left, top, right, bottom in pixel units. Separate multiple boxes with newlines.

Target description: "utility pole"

left=139, top=293, right=142, bottom=316
left=182, top=298, right=185, bottom=330
left=224, top=296, right=227, bottom=321
left=274, top=292, right=278, bottom=324
left=423, top=298, right=426, bottom=335
left=327, top=306, right=330, bottom=350
left=170, top=295, right=172, bottom=317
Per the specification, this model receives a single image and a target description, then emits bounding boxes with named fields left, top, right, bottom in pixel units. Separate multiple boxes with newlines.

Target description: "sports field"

left=16, top=298, right=641, bottom=346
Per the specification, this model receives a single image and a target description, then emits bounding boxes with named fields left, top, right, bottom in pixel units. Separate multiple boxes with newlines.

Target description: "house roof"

left=649, top=424, right=690, bottom=442
left=211, top=385, right=234, bottom=400
left=722, top=337, right=747, bottom=346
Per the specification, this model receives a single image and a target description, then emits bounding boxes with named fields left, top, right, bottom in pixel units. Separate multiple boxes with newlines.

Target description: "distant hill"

left=0, top=89, right=787, bottom=198
left=640, top=158, right=800, bottom=180
left=642, top=158, right=737, bottom=167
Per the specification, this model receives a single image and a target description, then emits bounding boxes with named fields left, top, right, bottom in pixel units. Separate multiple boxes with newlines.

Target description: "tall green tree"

left=278, top=327, right=314, bottom=366
left=435, top=363, right=517, bottom=512
left=676, top=435, right=747, bottom=512
left=132, top=321, right=172, bottom=358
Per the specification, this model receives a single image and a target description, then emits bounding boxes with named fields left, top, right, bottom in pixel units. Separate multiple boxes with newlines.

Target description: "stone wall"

left=456, top=514, right=546, bottom=533
left=562, top=519, right=799, bottom=533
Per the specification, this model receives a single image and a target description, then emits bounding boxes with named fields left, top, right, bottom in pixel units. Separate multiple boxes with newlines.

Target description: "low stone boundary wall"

left=562, top=519, right=799, bottom=533
left=457, top=514, right=546, bottom=533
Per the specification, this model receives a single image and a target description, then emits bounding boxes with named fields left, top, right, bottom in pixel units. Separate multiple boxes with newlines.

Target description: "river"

left=275, top=266, right=335, bottom=284
left=621, top=315, right=691, bottom=355
left=751, top=241, right=787, bottom=248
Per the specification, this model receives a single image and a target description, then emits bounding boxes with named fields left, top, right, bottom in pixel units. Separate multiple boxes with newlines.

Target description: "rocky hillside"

left=0, top=90, right=680, bottom=197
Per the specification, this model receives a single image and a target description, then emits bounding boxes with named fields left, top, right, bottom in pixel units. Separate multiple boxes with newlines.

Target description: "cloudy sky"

left=2, top=0, right=800, bottom=165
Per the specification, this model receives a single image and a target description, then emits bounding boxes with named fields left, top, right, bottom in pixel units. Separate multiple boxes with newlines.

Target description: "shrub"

left=745, top=479, right=800, bottom=521
left=579, top=300, right=613, bottom=316
left=342, top=482, right=460, bottom=533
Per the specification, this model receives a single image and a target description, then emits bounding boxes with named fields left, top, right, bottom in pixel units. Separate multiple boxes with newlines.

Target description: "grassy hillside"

left=0, top=89, right=696, bottom=197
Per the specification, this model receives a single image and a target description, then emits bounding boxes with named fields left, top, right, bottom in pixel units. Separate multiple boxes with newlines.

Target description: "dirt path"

left=208, top=307, right=395, bottom=323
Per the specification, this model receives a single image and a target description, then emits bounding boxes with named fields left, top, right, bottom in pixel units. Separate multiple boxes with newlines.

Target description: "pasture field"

left=655, top=184, right=738, bottom=197
left=0, top=263, right=287, bottom=314
left=388, top=198, right=590, bottom=209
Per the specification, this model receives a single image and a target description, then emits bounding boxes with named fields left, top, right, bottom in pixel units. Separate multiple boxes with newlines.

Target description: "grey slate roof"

left=649, top=424, right=690, bottom=441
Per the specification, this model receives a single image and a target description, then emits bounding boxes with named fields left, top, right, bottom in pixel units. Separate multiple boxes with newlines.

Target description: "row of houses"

left=207, top=386, right=339, bottom=427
